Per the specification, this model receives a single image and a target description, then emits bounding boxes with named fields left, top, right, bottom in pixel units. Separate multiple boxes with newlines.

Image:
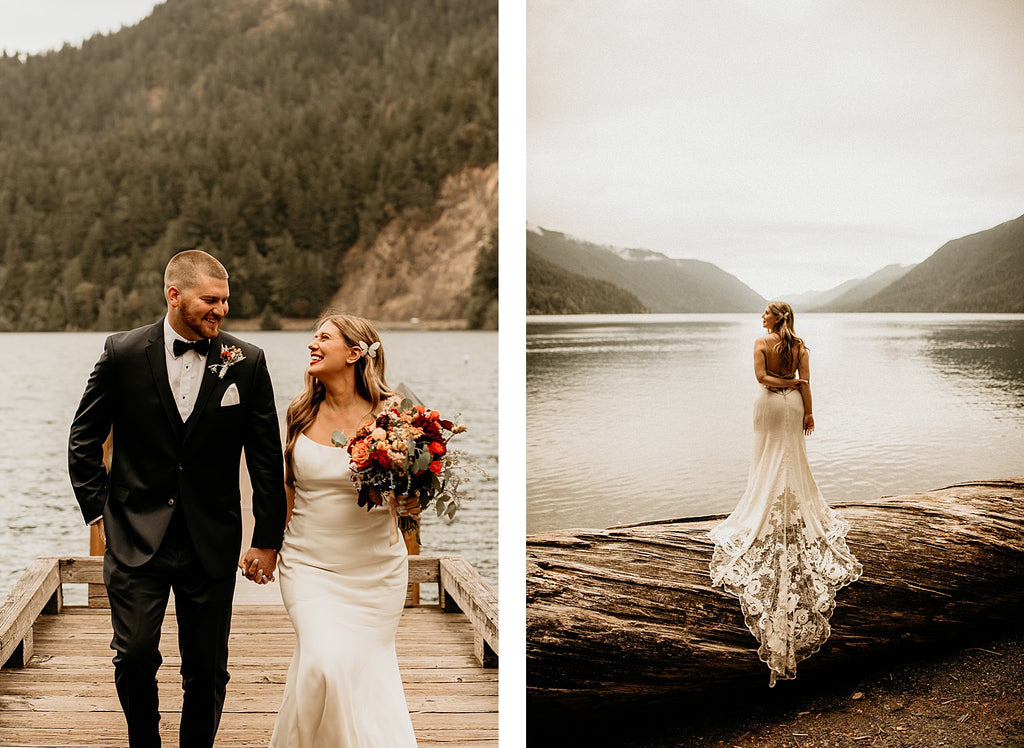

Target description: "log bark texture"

left=527, top=478, right=1024, bottom=706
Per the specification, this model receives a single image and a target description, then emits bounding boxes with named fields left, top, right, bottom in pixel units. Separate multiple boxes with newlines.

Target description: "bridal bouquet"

left=332, top=397, right=468, bottom=532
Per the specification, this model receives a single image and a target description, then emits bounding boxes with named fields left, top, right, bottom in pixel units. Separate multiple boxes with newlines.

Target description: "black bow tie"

left=173, top=338, right=211, bottom=358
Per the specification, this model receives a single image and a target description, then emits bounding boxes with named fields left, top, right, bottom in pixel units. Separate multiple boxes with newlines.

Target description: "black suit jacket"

left=68, top=320, right=287, bottom=577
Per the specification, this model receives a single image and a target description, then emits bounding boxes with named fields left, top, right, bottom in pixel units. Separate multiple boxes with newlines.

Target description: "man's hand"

left=239, top=547, right=278, bottom=584
left=93, top=518, right=106, bottom=545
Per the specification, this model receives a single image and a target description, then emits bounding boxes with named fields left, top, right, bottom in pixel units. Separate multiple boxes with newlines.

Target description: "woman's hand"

left=395, top=492, right=422, bottom=519
left=803, top=413, right=815, bottom=435
left=239, top=548, right=277, bottom=584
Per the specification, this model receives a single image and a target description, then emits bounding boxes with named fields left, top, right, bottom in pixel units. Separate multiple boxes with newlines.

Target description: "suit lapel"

left=182, top=337, right=221, bottom=443
left=145, top=322, right=186, bottom=440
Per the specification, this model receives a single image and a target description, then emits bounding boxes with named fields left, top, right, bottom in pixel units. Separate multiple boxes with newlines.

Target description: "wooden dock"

left=0, top=555, right=498, bottom=747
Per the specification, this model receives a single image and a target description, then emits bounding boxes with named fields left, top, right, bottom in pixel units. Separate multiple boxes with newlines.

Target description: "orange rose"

left=350, top=442, right=371, bottom=469
left=428, top=441, right=446, bottom=457
left=429, top=460, right=443, bottom=474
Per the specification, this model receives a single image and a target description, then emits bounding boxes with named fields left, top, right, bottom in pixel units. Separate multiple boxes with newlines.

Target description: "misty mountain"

left=857, top=214, right=1024, bottom=312
left=526, top=226, right=765, bottom=313
left=527, top=250, right=648, bottom=315
left=809, top=264, right=917, bottom=312
left=786, top=278, right=865, bottom=312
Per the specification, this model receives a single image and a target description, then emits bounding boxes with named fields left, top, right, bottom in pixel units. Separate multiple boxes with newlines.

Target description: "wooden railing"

left=1, top=554, right=498, bottom=671
left=0, top=558, right=62, bottom=669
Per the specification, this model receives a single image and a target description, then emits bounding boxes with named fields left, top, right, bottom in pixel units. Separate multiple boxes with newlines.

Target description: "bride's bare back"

left=761, top=334, right=805, bottom=377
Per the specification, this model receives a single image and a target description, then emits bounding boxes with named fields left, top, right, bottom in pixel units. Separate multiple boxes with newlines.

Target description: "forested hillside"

left=858, top=214, right=1024, bottom=312
left=810, top=263, right=915, bottom=312
left=0, top=0, right=497, bottom=330
left=328, top=163, right=498, bottom=326
left=527, top=250, right=648, bottom=315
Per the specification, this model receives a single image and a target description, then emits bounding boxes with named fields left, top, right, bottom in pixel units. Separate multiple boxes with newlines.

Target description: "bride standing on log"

left=708, top=301, right=862, bottom=686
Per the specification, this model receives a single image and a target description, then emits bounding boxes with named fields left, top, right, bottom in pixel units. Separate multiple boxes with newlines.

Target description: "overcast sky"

left=527, top=0, right=1024, bottom=298
left=0, top=1, right=162, bottom=56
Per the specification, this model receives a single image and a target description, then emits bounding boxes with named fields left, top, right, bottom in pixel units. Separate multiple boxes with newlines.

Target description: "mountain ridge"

left=527, top=250, right=648, bottom=315
left=808, top=263, right=917, bottom=312
left=527, top=211, right=1024, bottom=315
left=856, top=214, right=1024, bottom=312
left=526, top=226, right=766, bottom=314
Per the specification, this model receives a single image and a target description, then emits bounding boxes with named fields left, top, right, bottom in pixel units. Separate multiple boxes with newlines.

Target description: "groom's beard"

left=179, top=300, right=224, bottom=340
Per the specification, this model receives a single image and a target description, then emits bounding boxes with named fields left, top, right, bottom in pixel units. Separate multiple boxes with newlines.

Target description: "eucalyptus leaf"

left=400, top=397, right=414, bottom=411
left=445, top=502, right=457, bottom=520
left=331, top=430, right=347, bottom=448
left=411, top=450, right=431, bottom=474
left=435, top=499, right=446, bottom=517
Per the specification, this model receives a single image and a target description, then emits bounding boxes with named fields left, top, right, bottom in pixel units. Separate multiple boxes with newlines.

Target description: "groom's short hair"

left=164, top=250, right=229, bottom=293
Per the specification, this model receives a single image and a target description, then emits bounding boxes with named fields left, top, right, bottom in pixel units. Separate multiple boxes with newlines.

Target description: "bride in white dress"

left=709, top=301, right=862, bottom=686
left=269, top=313, right=418, bottom=747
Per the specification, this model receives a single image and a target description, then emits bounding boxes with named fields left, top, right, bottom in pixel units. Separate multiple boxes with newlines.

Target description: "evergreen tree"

left=0, top=0, right=497, bottom=330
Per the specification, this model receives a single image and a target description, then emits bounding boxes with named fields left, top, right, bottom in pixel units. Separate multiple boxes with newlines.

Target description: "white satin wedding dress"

left=270, top=433, right=417, bottom=747
left=708, top=385, right=862, bottom=686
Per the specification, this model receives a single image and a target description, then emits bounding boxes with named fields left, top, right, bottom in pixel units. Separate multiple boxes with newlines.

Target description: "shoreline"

left=223, top=317, right=470, bottom=332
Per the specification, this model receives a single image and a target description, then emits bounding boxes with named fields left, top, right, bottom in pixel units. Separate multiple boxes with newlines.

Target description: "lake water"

left=527, top=313, right=1024, bottom=533
left=0, top=329, right=497, bottom=603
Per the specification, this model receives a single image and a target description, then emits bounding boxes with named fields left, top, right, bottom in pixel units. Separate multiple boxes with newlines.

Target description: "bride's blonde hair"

left=766, top=300, right=806, bottom=373
left=283, top=312, right=394, bottom=486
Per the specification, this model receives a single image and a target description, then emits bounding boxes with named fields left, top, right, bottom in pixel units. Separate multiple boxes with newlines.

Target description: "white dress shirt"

left=164, top=316, right=207, bottom=421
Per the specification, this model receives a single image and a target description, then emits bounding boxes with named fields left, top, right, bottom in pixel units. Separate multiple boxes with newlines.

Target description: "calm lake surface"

left=527, top=313, right=1024, bottom=534
left=0, top=329, right=497, bottom=603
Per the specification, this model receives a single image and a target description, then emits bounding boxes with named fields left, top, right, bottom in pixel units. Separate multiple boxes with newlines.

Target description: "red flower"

left=371, top=449, right=391, bottom=467
left=429, top=441, right=446, bottom=457
left=429, top=460, right=443, bottom=474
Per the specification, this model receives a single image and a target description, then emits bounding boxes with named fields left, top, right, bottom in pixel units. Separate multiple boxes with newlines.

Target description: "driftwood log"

left=527, top=478, right=1024, bottom=706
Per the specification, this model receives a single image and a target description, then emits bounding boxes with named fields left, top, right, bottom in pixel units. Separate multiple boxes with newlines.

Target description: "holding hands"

left=239, top=547, right=278, bottom=584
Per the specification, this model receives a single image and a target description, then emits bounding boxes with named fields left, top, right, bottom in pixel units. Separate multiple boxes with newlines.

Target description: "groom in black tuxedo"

left=68, top=250, right=287, bottom=748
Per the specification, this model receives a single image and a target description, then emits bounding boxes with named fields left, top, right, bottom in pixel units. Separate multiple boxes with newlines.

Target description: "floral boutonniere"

left=208, top=345, right=246, bottom=379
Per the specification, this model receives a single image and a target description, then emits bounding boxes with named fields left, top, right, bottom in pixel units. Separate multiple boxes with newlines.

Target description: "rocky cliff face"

left=327, top=162, right=498, bottom=324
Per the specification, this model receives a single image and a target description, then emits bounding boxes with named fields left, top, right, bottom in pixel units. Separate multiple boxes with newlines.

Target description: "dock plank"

left=0, top=603, right=497, bottom=747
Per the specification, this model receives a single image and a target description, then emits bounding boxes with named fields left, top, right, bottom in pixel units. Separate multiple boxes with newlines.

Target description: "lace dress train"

left=708, top=386, right=862, bottom=686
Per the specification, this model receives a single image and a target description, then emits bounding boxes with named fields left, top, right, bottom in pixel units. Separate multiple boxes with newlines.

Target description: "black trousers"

left=103, top=516, right=235, bottom=748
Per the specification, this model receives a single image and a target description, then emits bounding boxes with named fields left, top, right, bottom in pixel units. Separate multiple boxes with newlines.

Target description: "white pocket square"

left=220, top=383, right=240, bottom=407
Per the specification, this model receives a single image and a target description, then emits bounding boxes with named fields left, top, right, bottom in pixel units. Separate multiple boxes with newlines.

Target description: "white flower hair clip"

left=358, top=340, right=381, bottom=360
